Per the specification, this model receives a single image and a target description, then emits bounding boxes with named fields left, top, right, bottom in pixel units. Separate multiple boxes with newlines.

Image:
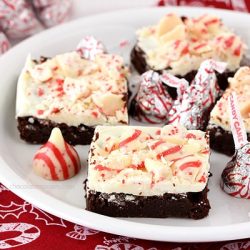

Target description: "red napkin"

left=1, top=184, right=250, bottom=249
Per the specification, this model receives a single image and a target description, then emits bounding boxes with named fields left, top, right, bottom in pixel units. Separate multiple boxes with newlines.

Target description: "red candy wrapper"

left=0, top=32, right=10, bottom=55
left=0, top=0, right=43, bottom=39
left=33, top=0, right=72, bottom=27
left=76, top=36, right=106, bottom=60
left=167, top=59, right=226, bottom=130
left=221, top=92, right=250, bottom=199
left=133, top=70, right=173, bottom=123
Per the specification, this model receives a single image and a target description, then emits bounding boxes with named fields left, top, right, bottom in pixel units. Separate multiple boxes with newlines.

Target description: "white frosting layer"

left=137, top=13, right=247, bottom=75
left=87, top=125, right=210, bottom=196
left=210, top=67, right=250, bottom=132
left=16, top=52, right=129, bottom=127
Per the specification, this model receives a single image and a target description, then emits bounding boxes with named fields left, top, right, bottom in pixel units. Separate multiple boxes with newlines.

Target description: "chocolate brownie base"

left=207, top=123, right=250, bottom=156
left=86, top=187, right=210, bottom=219
left=131, top=44, right=250, bottom=98
left=17, top=116, right=95, bottom=145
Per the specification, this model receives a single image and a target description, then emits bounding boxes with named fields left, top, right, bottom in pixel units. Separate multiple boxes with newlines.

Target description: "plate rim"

left=1, top=6, right=250, bottom=242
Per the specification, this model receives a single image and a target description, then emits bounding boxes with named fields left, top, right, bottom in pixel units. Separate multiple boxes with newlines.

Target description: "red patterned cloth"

left=158, top=0, right=250, bottom=12
left=1, top=1, right=250, bottom=249
left=1, top=184, right=250, bottom=249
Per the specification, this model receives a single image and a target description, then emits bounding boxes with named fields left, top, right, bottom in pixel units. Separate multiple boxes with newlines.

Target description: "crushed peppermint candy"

left=76, top=36, right=106, bottom=60
left=221, top=92, right=250, bottom=199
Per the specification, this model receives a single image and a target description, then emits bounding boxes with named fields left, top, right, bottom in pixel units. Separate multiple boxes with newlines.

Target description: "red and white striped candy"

left=221, top=93, right=250, bottom=199
left=33, top=128, right=81, bottom=181
left=228, top=92, right=248, bottom=149
left=0, top=32, right=10, bottom=55
left=76, top=36, right=106, bottom=60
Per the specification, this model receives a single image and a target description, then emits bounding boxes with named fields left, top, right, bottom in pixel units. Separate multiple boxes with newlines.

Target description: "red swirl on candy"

left=221, top=93, right=250, bottom=199
left=167, top=59, right=226, bottom=130
left=33, top=128, right=81, bottom=181
left=133, top=70, right=173, bottom=123
left=76, top=36, right=106, bottom=60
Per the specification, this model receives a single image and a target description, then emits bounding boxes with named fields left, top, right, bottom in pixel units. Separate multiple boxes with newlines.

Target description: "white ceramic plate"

left=0, top=7, right=250, bottom=243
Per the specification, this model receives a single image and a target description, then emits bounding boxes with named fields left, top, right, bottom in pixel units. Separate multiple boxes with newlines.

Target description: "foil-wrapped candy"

left=76, top=36, right=106, bottom=60
left=0, top=0, right=72, bottom=40
left=167, top=59, right=227, bottom=130
left=221, top=92, right=250, bottom=199
left=131, top=70, right=173, bottom=124
left=221, top=143, right=250, bottom=199
left=0, top=0, right=43, bottom=39
left=33, top=0, right=72, bottom=27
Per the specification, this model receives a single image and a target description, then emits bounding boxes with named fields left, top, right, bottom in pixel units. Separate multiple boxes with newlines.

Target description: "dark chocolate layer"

left=17, top=116, right=95, bottom=145
left=86, top=188, right=210, bottom=219
left=207, top=123, right=250, bottom=156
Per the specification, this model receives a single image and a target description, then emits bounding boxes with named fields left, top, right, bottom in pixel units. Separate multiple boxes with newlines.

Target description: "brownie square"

left=86, top=125, right=211, bottom=219
left=16, top=52, right=129, bottom=145
left=207, top=67, right=250, bottom=155
left=131, top=13, right=249, bottom=94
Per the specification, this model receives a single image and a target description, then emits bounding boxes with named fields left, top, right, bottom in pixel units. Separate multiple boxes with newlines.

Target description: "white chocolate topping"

left=137, top=13, right=247, bottom=75
left=209, top=69, right=250, bottom=132
left=228, top=66, right=250, bottom=88
left=16, top=52, right=129, bottom=127
left=87, top=125, right=210, bottom=196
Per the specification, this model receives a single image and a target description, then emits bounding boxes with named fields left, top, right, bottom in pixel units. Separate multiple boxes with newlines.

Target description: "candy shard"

left=76, top=36, right=106, bottom=60
left=32, top=128, right=81, bottom=181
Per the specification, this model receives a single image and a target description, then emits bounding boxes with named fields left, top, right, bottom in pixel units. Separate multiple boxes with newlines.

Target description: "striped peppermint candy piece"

left=33, top=128, right=81, bottom=181
left=76, top=36, right=106, bottom=60
left=221, top=92, right=250, bottom=199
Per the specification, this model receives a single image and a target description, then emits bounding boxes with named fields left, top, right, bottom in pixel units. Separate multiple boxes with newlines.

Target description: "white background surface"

left=71, top=0, right=155, bottom=18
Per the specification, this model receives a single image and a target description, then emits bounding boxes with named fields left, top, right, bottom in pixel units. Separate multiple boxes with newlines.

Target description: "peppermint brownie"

left=131, top=13, right=248, bottom=92
left=16, top=51, right=129, bottom=145
left=86, top=125, right=211, bottom=219
left=207, top=67, right=250, bottom=155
